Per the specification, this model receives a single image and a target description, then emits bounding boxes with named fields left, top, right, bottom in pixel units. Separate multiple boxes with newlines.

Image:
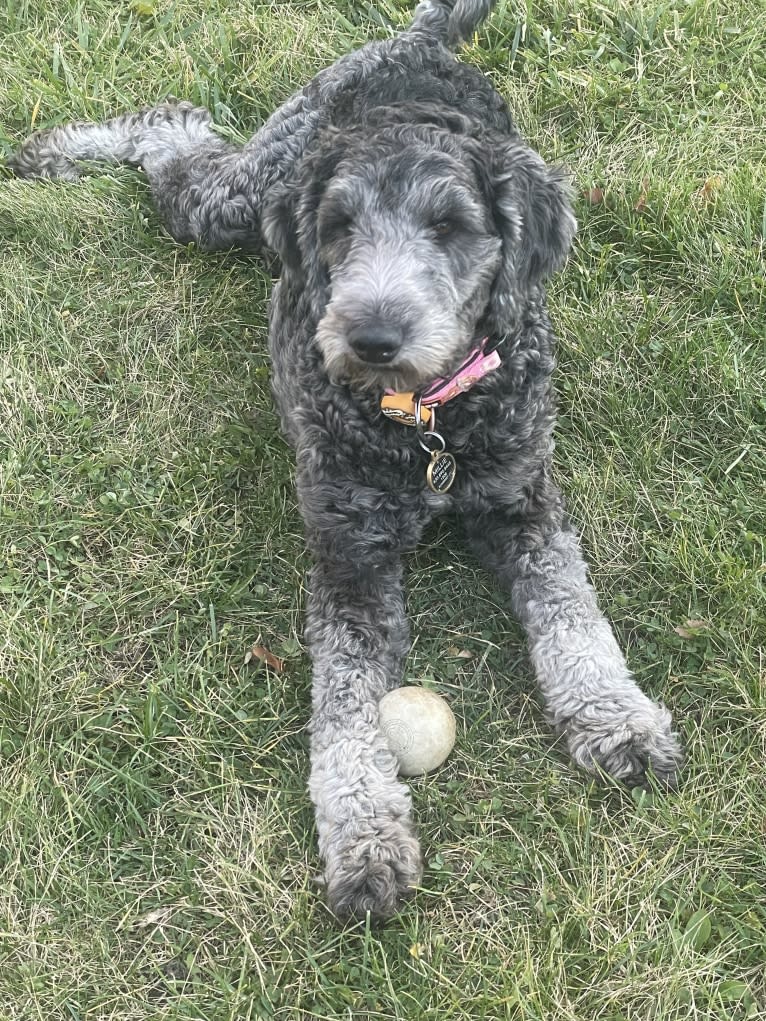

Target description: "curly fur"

left=8, top=0, right=682, bottom=921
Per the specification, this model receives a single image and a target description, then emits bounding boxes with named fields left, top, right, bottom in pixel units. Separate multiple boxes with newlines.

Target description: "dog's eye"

left=431, top=219, right=455, bottom=239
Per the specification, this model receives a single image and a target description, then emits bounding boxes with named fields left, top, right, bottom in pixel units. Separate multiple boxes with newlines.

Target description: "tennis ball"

left=378, top=686, right=456, bottom=777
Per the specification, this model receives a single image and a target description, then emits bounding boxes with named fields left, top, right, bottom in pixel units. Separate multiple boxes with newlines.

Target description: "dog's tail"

left=409, top=0, right=497, bottom=46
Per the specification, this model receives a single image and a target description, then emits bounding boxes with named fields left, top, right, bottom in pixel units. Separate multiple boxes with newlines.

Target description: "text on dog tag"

left=426, top=451, right=456, bottom=493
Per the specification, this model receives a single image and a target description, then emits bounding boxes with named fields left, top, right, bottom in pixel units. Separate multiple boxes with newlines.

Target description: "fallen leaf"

left=674, top=619, right=709, bottom=639
left=135, top=906, right=174, bottom=929
left=409, top=942, right=427, bottom=960
left=245, top=645, right=285, bottom=672
left=583, top=187, right=604, bottom=206
left=694, top=175, right=723, bottom=204
left=446, top=645, right=473, bottom=659
left=634, top=176, right=650, bottom=213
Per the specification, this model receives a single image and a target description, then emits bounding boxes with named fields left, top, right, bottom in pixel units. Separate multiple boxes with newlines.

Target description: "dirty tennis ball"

left=378, top=686, right=456, bottom=777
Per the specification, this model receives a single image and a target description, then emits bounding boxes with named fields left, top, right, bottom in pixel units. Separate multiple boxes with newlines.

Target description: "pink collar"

left=380, top=337, right=501, bottom=427
left=417, top=336, right=501, bottom=407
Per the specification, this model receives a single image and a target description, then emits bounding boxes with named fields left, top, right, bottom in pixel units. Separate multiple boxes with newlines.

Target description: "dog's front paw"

left=323, top=817, right=423, bottom=921
left=565, top=700, right=683, bottom=791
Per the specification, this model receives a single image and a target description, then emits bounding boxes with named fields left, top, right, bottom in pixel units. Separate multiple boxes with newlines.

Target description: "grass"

left=0, top=1, right=764, bottom=1018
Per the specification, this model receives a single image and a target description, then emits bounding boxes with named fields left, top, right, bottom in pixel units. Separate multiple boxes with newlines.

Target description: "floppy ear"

left=488, top=145, right=577, bottom=333
left=261, top=164, right=332, bottom=324
left=261, top=134, right=347, bottom=289
left=261, top=181, right=304, bottom=275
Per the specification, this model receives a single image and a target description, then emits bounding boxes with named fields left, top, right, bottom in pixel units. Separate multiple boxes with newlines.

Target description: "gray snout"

left=346, top=319, right=404, bottom=365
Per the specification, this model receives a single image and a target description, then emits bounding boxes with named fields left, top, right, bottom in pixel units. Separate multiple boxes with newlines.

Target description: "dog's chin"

left=323, top=353, right=443, bottom=394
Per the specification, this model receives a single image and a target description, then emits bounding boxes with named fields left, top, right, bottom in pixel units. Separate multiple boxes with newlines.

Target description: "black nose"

left=346, top=321, right=403, bottom=364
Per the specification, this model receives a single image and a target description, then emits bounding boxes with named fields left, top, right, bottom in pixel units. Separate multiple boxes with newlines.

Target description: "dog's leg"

left=7, top=102, right=271, bottom=250
left=306, top=553, right=422, bottom=920
left=465, top=498, right=682, bottom=789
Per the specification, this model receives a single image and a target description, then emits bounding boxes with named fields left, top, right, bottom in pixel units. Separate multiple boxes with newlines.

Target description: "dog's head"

left=263, top=121, right=575, bottom=391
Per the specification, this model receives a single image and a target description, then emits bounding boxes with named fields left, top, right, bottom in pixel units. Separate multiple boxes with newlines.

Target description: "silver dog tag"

left=426, top=450, right=456, bottom=493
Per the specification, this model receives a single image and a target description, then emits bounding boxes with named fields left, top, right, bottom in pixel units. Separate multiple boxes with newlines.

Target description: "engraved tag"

left=426, top=451, right=457, bottom=493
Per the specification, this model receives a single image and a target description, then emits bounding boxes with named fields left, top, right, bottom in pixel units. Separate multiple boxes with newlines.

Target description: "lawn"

left=0, top=1, right=764, bottom=1018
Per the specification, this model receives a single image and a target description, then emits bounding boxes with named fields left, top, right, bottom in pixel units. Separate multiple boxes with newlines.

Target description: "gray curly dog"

left=10, top=0, right=682, bottom=920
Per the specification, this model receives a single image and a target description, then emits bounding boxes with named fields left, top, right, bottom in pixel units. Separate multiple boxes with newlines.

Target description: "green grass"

left=1, top=1, right=764, bottom=1018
